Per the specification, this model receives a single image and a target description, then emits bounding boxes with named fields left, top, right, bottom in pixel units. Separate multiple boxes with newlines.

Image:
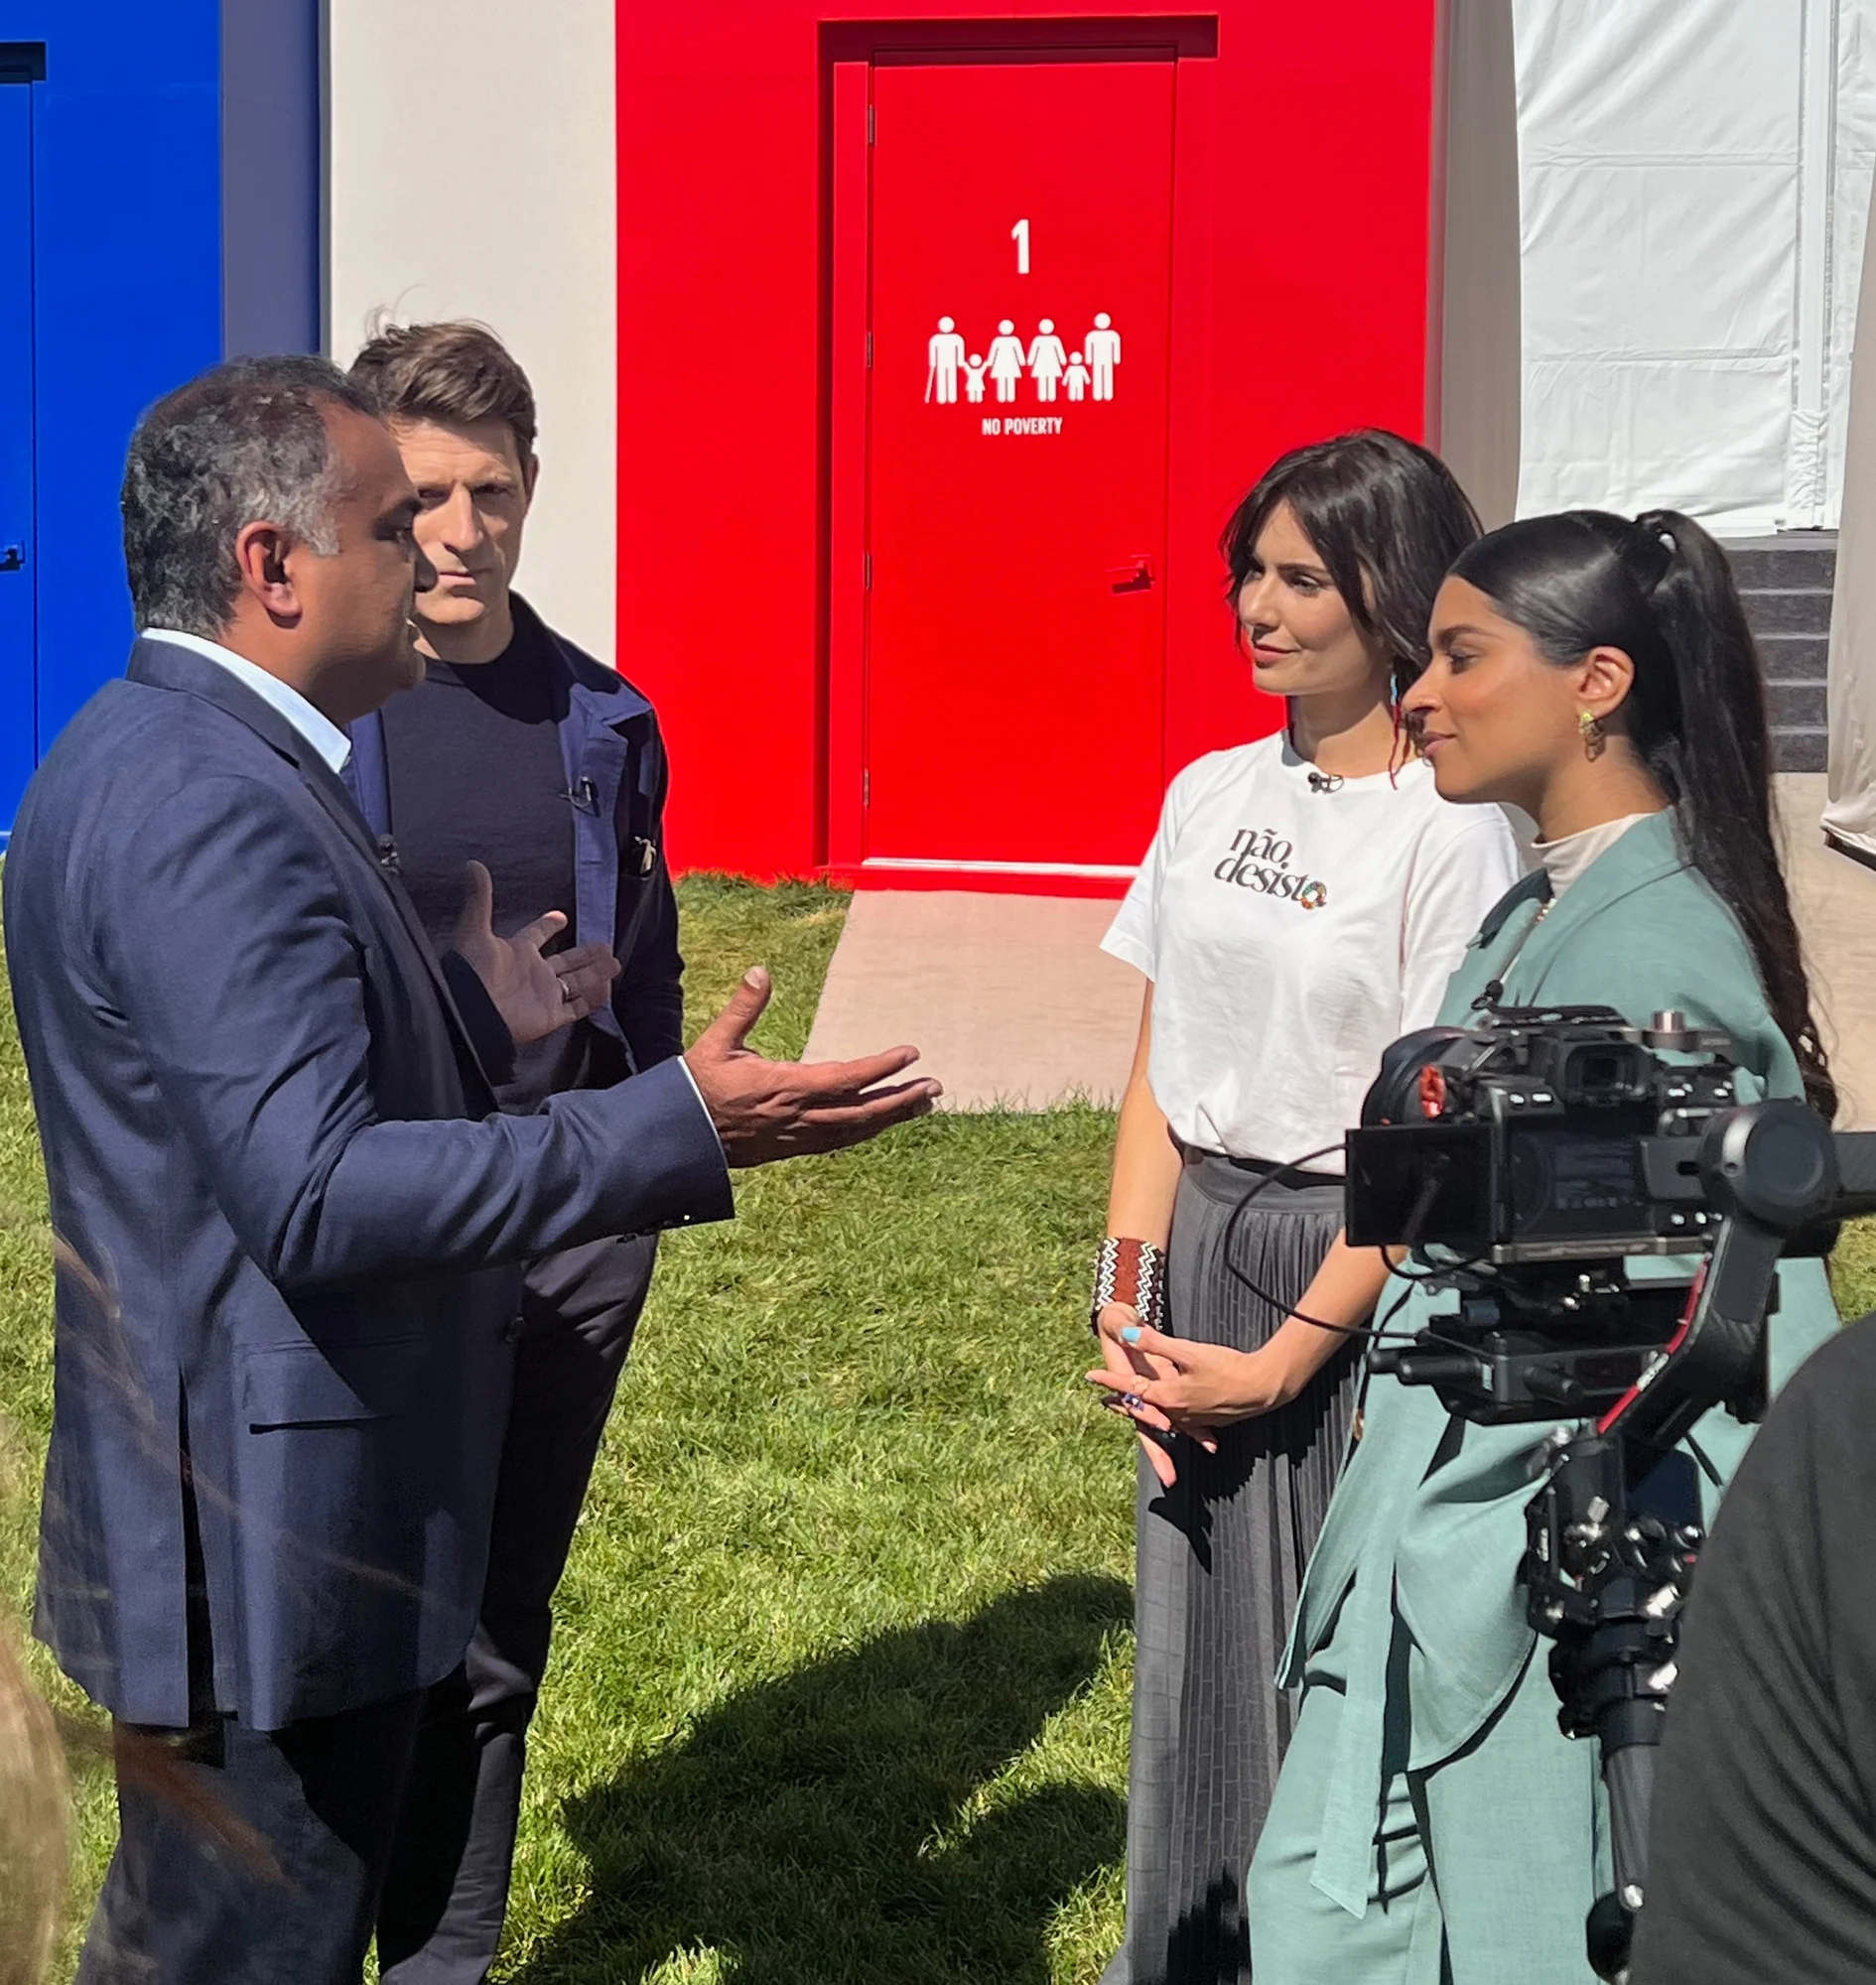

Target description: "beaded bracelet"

left=1090, top=1236, right=1166, bottom=1337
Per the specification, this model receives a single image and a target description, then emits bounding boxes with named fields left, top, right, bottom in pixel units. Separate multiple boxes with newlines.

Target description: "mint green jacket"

left=1277, top=811, right=1841, bottom=1915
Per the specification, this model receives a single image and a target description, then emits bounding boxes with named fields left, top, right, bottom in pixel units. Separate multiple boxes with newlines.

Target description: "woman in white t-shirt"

left=1089, top=431, right=1522, bottom=1985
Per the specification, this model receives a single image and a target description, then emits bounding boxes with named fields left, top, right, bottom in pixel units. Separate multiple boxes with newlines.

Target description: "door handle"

left=1106, top=556, right=1153, bottom=593
left=0, top=545, right=22, bottom=574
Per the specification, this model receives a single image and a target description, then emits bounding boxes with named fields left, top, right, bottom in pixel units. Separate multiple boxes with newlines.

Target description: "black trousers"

left=75, top=1689, right=428, bottom=1985
left=375, top=1233, right=657, bottom=1984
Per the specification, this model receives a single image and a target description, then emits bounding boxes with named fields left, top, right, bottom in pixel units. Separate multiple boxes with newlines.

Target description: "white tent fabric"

left=1512, top=0, right=1876, bottom=532
left=1831, top=1, right=1876, bottom=519
left=1824, top=165, right=1876, bottom=860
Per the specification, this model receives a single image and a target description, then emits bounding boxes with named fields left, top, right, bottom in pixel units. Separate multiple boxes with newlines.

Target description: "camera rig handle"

left=1598, top=1102, right=1872, bottom=1479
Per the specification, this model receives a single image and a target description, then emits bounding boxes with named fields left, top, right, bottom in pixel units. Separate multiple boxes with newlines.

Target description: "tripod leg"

left=1582, top=1745, right=1655, bottom=1979
left=1603, top=1743, right=1654, bottom=1915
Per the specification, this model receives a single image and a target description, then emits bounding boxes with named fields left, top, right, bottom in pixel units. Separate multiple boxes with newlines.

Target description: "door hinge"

left=868, top=103, right=874, bottom=144
left=864, top=770, right=871, bottom=806
left=866, top=331, right=872, bottom=368
left=864, top=553, right=871, bottom=589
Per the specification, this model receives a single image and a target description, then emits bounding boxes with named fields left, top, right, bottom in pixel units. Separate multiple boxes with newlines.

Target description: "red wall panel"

left=617, top=1, right=1445, bottom=885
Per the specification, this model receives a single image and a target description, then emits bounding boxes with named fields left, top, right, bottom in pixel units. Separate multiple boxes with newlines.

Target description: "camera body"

left=1345, top=1005, right=1764, bottom=1424
left=1345, top=1004, right=1740, bottom=1264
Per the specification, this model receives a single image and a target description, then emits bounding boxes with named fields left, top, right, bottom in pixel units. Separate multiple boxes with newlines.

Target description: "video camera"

left=1343, top=1005, right=1876, bottom=1981
left=1346, top=1004, right=1842, bottom=1433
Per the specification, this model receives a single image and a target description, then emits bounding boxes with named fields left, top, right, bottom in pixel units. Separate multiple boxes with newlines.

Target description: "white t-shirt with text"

left=1102, top=734, right=1524, bottom=1168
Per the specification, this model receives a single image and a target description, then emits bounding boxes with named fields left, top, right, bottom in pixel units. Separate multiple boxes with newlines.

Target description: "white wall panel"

left=326, top=1, right=617, bottom=660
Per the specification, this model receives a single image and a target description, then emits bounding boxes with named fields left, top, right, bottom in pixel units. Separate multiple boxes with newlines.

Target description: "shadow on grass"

left=514, top=1575, right=1130, bottom=1985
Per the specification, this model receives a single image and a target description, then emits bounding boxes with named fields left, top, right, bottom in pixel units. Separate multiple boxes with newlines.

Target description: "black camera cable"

left=1214, top=1141, right=1457, bottom=1350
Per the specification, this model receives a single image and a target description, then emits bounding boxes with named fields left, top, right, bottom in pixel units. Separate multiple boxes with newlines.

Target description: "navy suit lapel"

left=128, top=639, right=498, bottom=1098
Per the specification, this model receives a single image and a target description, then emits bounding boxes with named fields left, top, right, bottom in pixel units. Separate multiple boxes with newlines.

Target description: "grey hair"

left=120, top=354, right=381, bottom=637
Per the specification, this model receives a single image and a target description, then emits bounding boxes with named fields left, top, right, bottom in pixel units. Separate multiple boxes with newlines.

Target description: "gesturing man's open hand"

left=453, top=860, right=621, bottom=1046
left=684, top=967, right=942, bottom=1165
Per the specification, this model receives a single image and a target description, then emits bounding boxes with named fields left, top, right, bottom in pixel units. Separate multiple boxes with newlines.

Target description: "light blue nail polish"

left=1121, top=1324, right=1142, bottom=1346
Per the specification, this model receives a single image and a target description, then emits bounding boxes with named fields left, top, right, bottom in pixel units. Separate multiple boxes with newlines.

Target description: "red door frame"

left=824, top=26, right=1218, bottom=893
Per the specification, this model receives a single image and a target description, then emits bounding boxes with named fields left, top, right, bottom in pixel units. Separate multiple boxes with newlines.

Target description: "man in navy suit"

left=2, top=355, right=936, bottom=1984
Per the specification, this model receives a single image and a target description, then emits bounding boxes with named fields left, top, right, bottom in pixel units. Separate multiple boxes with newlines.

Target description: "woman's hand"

left=1093, top=1303, right=1213, bottom=1489
left=1087, top=1322, right=1311, bottom=1435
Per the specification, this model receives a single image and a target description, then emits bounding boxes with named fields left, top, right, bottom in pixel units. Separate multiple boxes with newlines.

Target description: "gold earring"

left=1578, top=708, right=1607, bottom=761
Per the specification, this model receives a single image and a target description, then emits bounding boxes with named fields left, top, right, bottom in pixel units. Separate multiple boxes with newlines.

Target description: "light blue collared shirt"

left=143, top=628, right=353, bottom=776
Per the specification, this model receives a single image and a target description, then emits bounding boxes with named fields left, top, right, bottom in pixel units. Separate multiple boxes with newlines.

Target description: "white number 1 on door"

left=1012, top=217, right=1030, bottom=274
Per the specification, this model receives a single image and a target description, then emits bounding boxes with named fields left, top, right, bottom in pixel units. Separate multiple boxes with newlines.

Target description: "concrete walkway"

left=1780, top=775, right=1876, bottom=1129
left=806, top=776, right=1876, bottom=1125
left=802, top=890, right=1143, bottom=1110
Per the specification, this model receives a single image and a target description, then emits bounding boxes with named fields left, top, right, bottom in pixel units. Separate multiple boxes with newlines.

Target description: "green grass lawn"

left=5, top=877, right=1876, bottom=1982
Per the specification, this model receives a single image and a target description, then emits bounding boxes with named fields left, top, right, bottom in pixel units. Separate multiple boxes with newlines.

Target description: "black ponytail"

left=1450, top=509, right=1835, bottom=1122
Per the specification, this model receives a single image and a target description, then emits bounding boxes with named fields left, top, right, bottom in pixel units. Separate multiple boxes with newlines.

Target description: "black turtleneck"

left=378, top=603, right=629, bottom=1111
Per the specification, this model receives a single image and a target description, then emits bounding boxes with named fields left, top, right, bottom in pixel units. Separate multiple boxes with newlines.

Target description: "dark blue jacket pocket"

left=240, top=1337, right=424, bottom=1430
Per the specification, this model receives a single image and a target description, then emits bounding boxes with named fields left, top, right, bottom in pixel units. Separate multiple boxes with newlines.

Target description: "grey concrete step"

left=1756, top=630, right=1829, bottom=683
left=1767, top=680, right=1827, bottom=729
left=1740, top=587, right=1834, bottom=636
left=1724, top=536, right=1837, bottom=590
left=1773, top=725, right=1828, bottom=773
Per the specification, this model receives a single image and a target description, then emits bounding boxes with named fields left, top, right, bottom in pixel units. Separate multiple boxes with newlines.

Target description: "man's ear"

left=232, top=521, right=303, bottom=625
left=521, top=450, right=541, bottom=510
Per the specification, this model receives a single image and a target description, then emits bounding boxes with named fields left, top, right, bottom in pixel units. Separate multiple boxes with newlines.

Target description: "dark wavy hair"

left=1450, top=509, right=1834, bottom=1121
left=347, top=318, right=538, bottom=463
left=1220, top=429, right=1483, bottom=699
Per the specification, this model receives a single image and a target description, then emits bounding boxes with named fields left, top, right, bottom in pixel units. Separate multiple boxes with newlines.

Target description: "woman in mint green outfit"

left=1098, top=507, right=1840, bottom=1982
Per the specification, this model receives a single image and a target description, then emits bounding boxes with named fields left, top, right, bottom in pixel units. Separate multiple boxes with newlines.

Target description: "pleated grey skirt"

left=1102, top=1147, right=1357, bottom=1985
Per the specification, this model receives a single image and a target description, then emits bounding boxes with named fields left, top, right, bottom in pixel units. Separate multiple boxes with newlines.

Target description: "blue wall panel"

left=0, top=78, right=36, bottom=832
left=5, top=0, right=222, bottom=773
left=0, top=1, right=321, bottom=838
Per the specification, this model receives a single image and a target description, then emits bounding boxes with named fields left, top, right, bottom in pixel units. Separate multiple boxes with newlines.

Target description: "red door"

left=862, top=61, right=1175, bottom=875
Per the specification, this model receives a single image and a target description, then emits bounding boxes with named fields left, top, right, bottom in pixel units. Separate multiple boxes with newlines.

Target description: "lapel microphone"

left=1306, top=770, right=1344, bottom=794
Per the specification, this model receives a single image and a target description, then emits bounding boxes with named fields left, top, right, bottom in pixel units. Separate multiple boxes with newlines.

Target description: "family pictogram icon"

left=926, top=313, right=1121, bottom=405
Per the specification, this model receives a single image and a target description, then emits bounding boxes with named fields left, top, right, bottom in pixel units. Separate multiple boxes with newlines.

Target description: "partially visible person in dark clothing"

left=1630, top=1313, right=1876, bottom=1985
left=345, top=320, right=687, bottom=1983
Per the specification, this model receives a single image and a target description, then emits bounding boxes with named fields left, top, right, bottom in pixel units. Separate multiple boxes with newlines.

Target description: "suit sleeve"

left=616, top=864, right=686, bottom=1069
left=613, top=716, right=686, bottom=1068
left=98, top=775, right=732, bottom=1293
left=1537, top=901, right=1793, bottom=1096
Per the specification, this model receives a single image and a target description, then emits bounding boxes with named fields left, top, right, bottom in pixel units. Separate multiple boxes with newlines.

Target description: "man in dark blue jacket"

left=3, top=355, right=935, bottom=1985
left=339, top=320, right=723, bottom=1979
